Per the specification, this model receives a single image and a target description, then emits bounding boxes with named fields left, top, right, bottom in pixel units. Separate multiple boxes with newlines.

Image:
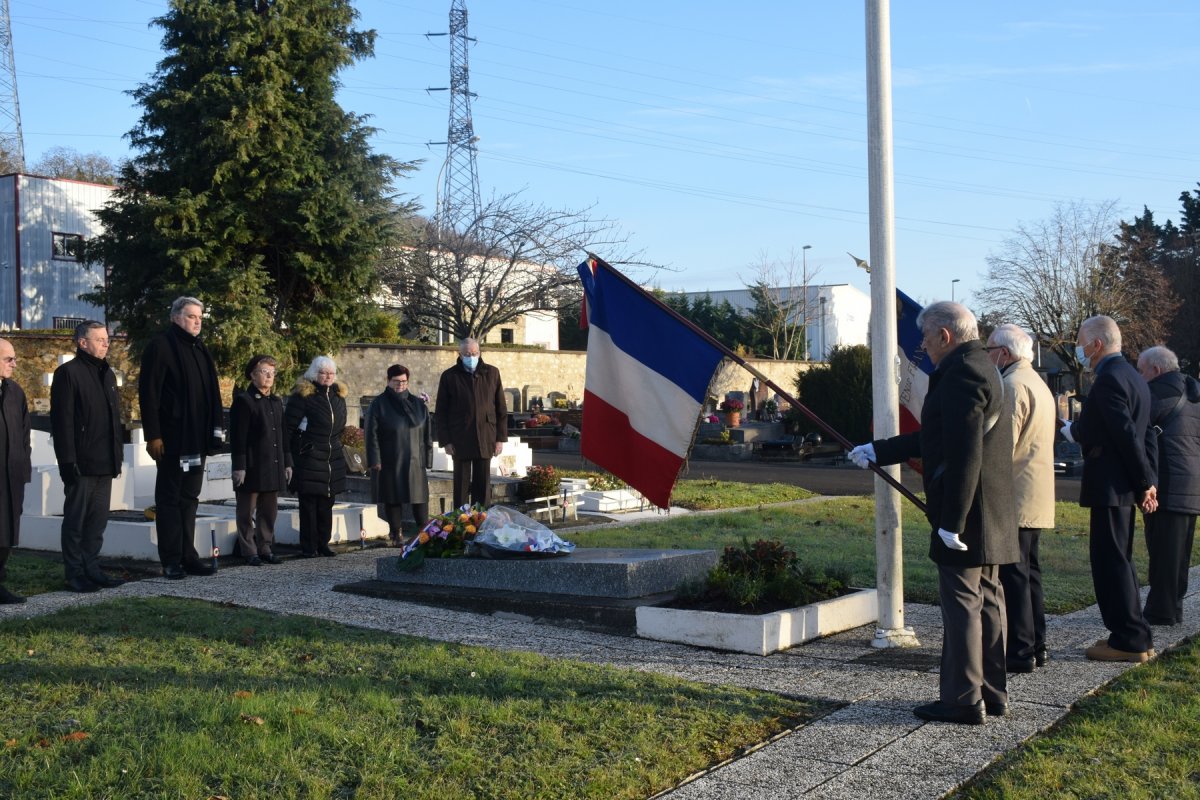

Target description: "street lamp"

left=951, top=278, right=960, bottom=302
left=803, top=245, right=812, bottom=359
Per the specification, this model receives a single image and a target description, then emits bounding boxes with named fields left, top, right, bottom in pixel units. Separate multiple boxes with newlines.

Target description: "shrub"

left=678, top=537, right=851, bottom=611
left=521, top=465, right=559, bottom=499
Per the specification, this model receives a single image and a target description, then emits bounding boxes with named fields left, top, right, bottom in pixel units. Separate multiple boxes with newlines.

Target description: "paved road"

left=534, top=449, right=1083, bottom=505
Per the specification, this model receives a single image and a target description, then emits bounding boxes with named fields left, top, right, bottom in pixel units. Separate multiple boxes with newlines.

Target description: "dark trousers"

left=235, top=490, right=278, bottom=557
left=999, top=527, right=1045, bottom=661
left=1090, top=506, right=1153, bottom=652
left=155, top=458, right=205, bottom=568
left=61, top=475, right=113, bottom=581
left=937, top=563, right=1007, bottom=708
left=0, top=546, right=9, bottom=582
left=383, top=502, right=428, bottom=539
left=1143, top=510, right=1196, bottom=625
left=298, top=494, right=335, bottom=554
left=452, top=457, right=491, bottom=507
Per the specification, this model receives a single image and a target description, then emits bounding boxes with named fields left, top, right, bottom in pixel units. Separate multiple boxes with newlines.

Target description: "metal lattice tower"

left=0, top=0, right=23, bottom=170
left=428, top=0, right=481, bottom=235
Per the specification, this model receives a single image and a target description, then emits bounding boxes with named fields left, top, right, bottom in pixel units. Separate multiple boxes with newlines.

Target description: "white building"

left=0, top=173, right=115, bottom=330
left=677, top=283, right=870, bottom=361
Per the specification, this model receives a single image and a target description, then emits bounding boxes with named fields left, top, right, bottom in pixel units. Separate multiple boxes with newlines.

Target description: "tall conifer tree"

left=89, top=0, right=413, bottom=376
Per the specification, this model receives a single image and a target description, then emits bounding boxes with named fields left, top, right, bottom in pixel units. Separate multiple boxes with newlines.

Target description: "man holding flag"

left=849, top=301, right=1019, bottom=725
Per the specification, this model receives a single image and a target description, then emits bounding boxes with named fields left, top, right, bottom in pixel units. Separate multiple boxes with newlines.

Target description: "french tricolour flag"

left=896, top=289, right=933, bottom=434
left=577, top=258, right=725, bottom=508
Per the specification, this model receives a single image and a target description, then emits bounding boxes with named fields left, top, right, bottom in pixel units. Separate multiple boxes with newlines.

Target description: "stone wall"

left=2, top=333, right=813, bottom=423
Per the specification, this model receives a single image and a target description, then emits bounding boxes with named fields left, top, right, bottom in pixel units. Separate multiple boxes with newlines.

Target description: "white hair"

left=1080, top=315, right=1121, bottom=351
left=989, top=323, right=1034, bottom=361
left=303, top=355, right=337, bottom=382
left=1138, top=345, right=1179, bottom=374
left=917, top=301, right=979, bottom=343
left=170, top=296, right=203, bottom=318
left=459, top=337, right=480, bottom=355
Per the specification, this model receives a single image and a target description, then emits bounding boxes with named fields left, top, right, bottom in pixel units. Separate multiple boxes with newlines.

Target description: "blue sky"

left=11, top=1, right=1200, bottom=307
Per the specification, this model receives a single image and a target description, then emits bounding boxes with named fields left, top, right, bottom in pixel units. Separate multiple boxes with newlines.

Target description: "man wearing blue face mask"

left=435, top=338, right=508, bottom=507
left=1063, top=315, right=1158, bottom=663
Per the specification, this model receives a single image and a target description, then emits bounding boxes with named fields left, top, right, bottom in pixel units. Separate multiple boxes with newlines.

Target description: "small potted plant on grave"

left=719, top=398, right=744, bottom=426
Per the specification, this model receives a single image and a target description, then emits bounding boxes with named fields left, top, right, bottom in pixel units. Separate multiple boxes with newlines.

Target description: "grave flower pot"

left=726, top=411, right=741, bottom=427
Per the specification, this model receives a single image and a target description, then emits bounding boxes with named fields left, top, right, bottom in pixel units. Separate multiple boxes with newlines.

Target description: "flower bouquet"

left=396, top=503, right=487, bottom=571
left=719, top=399, right=744, bottom=412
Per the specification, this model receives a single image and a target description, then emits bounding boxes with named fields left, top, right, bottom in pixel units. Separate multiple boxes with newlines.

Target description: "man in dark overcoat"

left=139, top=296, right=224, bottom=580
left=1136, top=345, right=1200, bottom=626
left=1063, top=315, right=1157, bottom=662
left=849, top=301, right=1019, bottom=725
left=435, top=338, right=508, bottom=507
left=0, top=337, right=31, bottom=604
left=51, top=321, right=125, bottom=592
left=367, top=364, right=433, bottom=542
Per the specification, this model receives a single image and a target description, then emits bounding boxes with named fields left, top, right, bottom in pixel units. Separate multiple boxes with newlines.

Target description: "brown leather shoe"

left=1085, top=642, right=1154, bottom=663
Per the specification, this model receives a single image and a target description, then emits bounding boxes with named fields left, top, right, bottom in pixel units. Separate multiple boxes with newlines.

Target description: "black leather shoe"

left=183, top=561, right=216, bottom=576
left=298, top=551, right=318, bottom=559
left=261, top=553, right=284, bottom=565
left=1035, top=648, right=1049, bottom=667
left=914, top=700, right=985, bottom=725
left=317, top=546, right=337, bottom=557
left=1006, top=657, right=1036, bottom=674
left=985, top=702, right=1008, bottom=717
left=0, top=585, right=27, bottom=604
left=245, top=556, right=263, bottom=567
left=66, top=576, right=100, bottom=593
left=88, top=573, right=125, bottom=589
left=163, top=565, right=186, bottom=580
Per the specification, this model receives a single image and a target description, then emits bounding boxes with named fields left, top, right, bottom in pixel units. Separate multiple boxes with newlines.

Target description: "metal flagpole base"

left=871, top=626, right=921, bottom=649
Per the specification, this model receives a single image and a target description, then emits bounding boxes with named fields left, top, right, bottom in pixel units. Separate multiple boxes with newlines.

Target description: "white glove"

left=232, top=469, right=246, bottom=487
left=848, top=443, right=876, bottom=469
left=937, top=528, right=969, bottom=552
left=1059, top=420, right=1074, bottom=443
left=285, top=467, right=293, bottom=483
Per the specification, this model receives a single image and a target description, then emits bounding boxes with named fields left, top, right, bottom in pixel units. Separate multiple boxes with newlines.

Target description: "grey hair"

left=916, top=301, right=979, bottom=343
left=1079, top=315, right=1121, bottom=351
left=1138, top=345, right=1179, bottom=374
left=989, top=323, right=1034, bottom=362
left=459, top=337, right=480, bottom=355
left=169, top=296, right=203, bottom=318
left=73, top=320, right=107, bottom=343
left=303, top=355, right=337, bottom=382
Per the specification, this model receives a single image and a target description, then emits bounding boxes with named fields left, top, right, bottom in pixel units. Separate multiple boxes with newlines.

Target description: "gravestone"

left=523, top=384, right=545, bottom=411
left=503, top=387, right=522, bottom=413
left=547, top=390, right=568, bottom=409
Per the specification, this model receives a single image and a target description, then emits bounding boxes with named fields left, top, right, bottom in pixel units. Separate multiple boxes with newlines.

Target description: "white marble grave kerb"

left=19, top=428, right=390, bottom=561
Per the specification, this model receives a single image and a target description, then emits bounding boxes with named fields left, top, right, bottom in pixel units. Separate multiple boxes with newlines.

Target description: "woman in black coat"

left=230, top=355, right=291, bottom=565
left=284, top=356, right=348, bottom=557
left=365, top=364, right=432, bottom=544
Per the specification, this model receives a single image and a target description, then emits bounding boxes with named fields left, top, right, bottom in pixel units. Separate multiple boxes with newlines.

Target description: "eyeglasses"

left=317, top=370, right=336, bottom=377
left=254, top=370, right=276, bottom=377
left=389, top=378, right=409, bottom=384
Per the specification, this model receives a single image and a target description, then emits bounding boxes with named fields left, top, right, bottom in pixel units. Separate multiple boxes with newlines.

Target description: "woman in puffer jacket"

left=284, top=356, right=348, bottom=557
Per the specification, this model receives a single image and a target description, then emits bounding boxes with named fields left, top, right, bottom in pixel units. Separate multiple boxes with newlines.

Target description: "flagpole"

left=866, top=0, right=919, bottom=648
left=585, top=253, right=926, bottom=515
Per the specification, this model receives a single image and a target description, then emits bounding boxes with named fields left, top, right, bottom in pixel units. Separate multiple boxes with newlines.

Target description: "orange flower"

left=443, top=525, right=454, bottom=534
left=418, top=532, right=430, bottom=544
left=458, top=513, right=470, bottom=523
left=465, top=525, right=476, bottom=534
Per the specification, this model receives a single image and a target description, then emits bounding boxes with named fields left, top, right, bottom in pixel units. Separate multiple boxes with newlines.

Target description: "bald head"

left=0, top=338, right=15, bottom=380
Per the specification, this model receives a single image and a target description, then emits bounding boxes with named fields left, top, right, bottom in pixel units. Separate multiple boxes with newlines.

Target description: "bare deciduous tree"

left=31, top=146, right=120, bottom=185
left=380, top=192, right=643, bottom=342
left=977, top=199, right=1174, bottom=384
left=741, top=249, right=821, bottom=360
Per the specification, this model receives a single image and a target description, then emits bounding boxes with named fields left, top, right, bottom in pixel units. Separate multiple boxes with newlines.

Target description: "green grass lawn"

left=0, top=597, right=829, bottom=800
left=955, top=632, right=1200, bottom=800
left=570, top=499, right=1191, bottom=614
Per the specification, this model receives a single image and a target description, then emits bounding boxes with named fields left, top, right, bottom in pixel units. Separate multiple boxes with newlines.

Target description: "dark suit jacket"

left=0, top=378, right=31, bottom=548
left=1074, top=353, right=1156, bottom=508
left=50, top=349, right=123, bottom=477
left=434, top=359, right=508, bottom=458
left=229, top=385, right=292, bottom=494
left=872, top=340, right=1019, bottom=567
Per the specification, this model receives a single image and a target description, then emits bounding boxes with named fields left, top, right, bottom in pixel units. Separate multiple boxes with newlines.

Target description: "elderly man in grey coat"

left=1136, top=345, right=1200, bottom=626
left=987, top=324, right=1056, bottom=672
left=0, top=337, right=31, bottom=604
left=850, top=302, right=1019, bottom=725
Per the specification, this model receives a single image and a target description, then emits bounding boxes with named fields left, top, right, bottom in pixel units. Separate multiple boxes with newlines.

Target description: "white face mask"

left=462, top=355, right=479, bottom=370
left=1075, top=343, right=1092, bottom=371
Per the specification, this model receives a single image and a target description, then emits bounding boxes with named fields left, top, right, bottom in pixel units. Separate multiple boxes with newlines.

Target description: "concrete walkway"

left=2, top=550, right=1196, bottom=800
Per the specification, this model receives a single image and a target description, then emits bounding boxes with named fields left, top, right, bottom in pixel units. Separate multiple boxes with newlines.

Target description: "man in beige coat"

left=987, top=324, right=1056, bottom=671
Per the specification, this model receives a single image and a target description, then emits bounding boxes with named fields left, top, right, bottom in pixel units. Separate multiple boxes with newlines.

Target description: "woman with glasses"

left=365, top=364, right=432, bottom=545
left=229, top=355, right=291, bottom=565
left=285, top=356, right=348, bottom=557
